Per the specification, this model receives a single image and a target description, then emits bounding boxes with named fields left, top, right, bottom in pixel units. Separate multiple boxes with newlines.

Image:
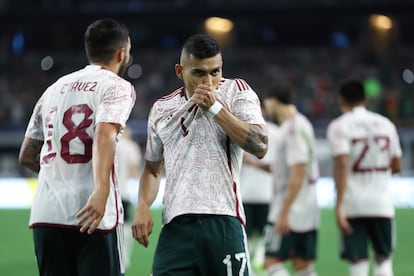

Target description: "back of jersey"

left=328, top=106, right=402, bottom=217
left=26, top=65, right=135, bottom=230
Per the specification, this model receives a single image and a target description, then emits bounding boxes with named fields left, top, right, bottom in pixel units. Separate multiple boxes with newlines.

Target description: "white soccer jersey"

left=267, top=112, right=320, bottom=232
left=146, top=78, right=265, bottom=225
left=24, top=65, right=136, bottom=231
left=116, top=136, right=142, bottom=200
left=327, top=106, right=402, bottom=218
left=240, top=121, right=280, bottom=204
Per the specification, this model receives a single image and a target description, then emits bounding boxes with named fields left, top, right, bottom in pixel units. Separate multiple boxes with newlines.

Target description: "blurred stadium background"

left=1, top=0, right=413, bottom=275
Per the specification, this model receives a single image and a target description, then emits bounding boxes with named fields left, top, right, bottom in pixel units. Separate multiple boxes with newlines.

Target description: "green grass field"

left=0, top=208, right=412, bottom=275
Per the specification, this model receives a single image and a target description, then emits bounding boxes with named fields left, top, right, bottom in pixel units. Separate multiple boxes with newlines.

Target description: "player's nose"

left=202, top=75, right=213, bottom=87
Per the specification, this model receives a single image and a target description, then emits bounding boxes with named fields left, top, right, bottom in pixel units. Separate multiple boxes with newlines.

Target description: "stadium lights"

left=204, top=17, right=234, bottom=47
left=370, top=14, right=393, bottom=30
left=40, top=56, right=54, bottom=71
left=204, top=17, right=234, bottom=33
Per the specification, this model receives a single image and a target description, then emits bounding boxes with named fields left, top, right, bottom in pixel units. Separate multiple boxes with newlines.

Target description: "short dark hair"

left=181, top=34, right=220, bottom=59
left=339, top=80, right=366, bottom=105
left=264, top=81, right=294, bottom=104
left=84, top=18, right=129, bottom=64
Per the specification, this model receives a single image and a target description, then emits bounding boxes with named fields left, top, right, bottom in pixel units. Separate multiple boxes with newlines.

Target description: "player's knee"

left=349, top=260, right=369, bottom=276
left=292, top=258, right=312, bottom=271
left=373, top=256, right=393, bottom=276
left=266, top=263, right=290, bottom=276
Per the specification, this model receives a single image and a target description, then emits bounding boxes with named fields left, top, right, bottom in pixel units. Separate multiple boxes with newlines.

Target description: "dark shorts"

left=32, top=225, right=123, bottom=276
left=263, top=222, right=317, bottom=260
left=340, top=217, right=395, bottom=261
left=243, top=203, right=269, bottom=237
left=152, top=214, right=250, bottom=276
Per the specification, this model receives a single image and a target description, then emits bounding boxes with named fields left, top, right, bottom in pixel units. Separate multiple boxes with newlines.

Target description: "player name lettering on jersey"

left=61, top=81, right=98, bottom=94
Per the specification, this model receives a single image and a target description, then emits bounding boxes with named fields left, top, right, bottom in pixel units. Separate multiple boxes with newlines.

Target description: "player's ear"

left=117, top=48, right=126, bottom=63
left=175, top=64, right=183, bottom=79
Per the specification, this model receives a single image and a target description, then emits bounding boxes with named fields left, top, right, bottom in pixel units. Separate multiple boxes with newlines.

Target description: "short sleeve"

left=389, top=123, right=402, bottom=158
left=230, top=79, right=266, bottom=125
left=144, top=104, right=164, bottom=161
left=25, top=95, right=44, bottom=141
left=286, top=126, right=308, bottom=166
left=327, top=120, right=349, bottom=156
left=96, top=81, right=136, bottom=128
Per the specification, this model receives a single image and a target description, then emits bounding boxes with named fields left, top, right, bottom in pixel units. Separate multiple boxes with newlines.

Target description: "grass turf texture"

left=0, top=208, right=412, bottom=275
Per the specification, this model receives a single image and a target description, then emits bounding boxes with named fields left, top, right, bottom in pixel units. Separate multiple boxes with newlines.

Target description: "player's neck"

left=343, top=104, right=365, bottom=113
left=90, top=62, right=119, bottom=75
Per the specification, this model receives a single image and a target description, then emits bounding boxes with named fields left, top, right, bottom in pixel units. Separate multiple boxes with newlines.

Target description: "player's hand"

left=192, top=84, right=216, bottom=111
left=275, top=212, right=290, bottom=235
left=335, top=206, right=353, bottom=235
left=132, top=201, right=153, bottom=248
left=76, top=190, right=108, bottom=234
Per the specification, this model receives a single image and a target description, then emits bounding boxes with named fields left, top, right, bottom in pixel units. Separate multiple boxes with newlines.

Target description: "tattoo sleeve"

left=243, top=124, right=268, bottom=158
left=19, top=138, right=43, bottom=173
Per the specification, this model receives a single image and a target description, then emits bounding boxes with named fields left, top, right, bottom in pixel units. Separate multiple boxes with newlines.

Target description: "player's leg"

left=200, top=215, right=251, bottom=276
left=368, top=218, right=394, bottom=276
left=291, top=230, right=317, bottom=276
left=252, top=203, right=270, bottom=269
left=152, top=215, right=199, bottom=276
left=294, top=265, right=317, bottom=276
left=266, top=263, right=290, bottom=276
left=77, top=225, right=123, bottom=276
left=349, top=261, right=369, bottom=276
left=32, top=226, right=76, bottom=276
left=340, top=218, right=369, bottom=276
left=263, top=222, right=290, bottom=276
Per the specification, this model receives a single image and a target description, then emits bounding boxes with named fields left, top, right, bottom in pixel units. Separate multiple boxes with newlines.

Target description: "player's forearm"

left=138, top=177, right=160, bottom=209
left=214, top=108, right=268, bottom=159
left=138, top=161, right=163, bottom=208
left=93, top=124, right=118, bottom=195
left=18, top=137, right=42, bottom=173
left=391, top=157, right=402, bottom=174
left=280, top=164, right=305, bottom=216
left=333, top=156, right=348, bottom=208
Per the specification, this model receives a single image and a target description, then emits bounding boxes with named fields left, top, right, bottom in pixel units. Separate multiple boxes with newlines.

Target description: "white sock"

left=374, top=258, right=393, bottom=276
left=349, top=260, right=369, bottom=276
left=295, top=265, right=317, bottom=276
left=253, top=238, right=265, bottom=266
left=267, top=263, right=290, bottom=276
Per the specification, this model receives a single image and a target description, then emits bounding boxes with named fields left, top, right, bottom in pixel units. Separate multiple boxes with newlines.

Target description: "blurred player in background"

left=116, top=126, right=142, bottom=268
left=18, top=18, right=136, bottom=276
left=262, top=82, right=320, bottom=276
left=240, top=115, right=280, bottom=275
left=132, top=33, right=268, bottom=275
left=327, top=80, right=402, bottom=276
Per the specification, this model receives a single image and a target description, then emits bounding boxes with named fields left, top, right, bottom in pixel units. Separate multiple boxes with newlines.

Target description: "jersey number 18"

left=42, top=104, right=93, bottom=165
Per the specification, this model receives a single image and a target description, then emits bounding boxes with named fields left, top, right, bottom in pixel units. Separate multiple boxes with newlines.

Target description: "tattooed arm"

left=191, top=84, right=267, bottom=158
left=19, top=137, right=43, bottom=173
left=214, top=109, right=268, bottom=159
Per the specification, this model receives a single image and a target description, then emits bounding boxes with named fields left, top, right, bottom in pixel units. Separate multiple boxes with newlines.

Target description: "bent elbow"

left=255, top=144, right=268, bottom=160
left=391, top=157, right=402, bottom=174
left=18, top=153, right=29, bottom=167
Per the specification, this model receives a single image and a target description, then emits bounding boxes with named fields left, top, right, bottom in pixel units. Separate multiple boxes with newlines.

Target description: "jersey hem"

left=29, top=222, right=118, bottom=233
